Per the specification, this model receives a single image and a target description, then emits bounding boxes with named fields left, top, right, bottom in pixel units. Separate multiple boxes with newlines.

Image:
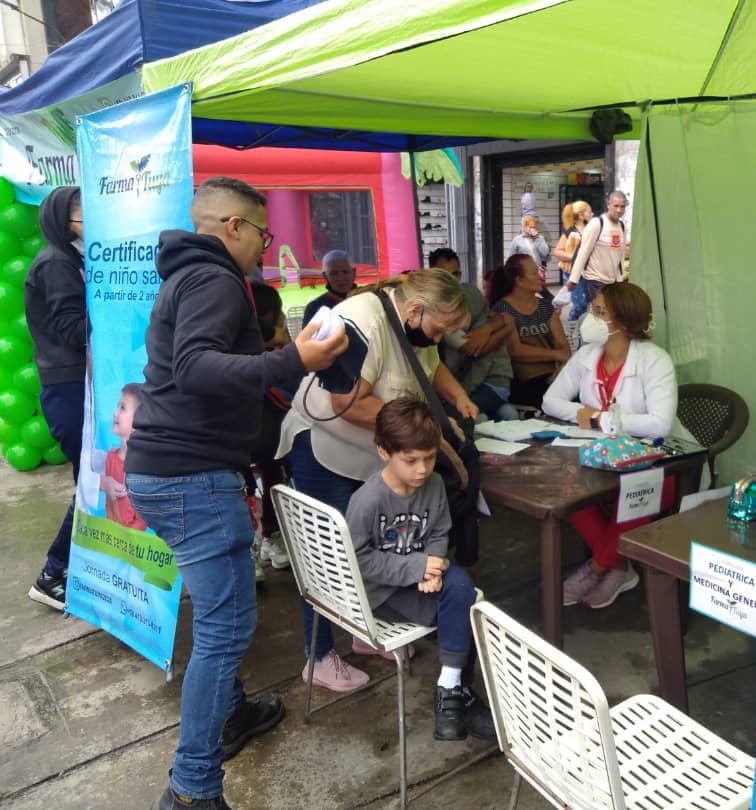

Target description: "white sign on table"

left=616, top=466, right=664, bottom=523
left=690, top=543, right=756, bottom=637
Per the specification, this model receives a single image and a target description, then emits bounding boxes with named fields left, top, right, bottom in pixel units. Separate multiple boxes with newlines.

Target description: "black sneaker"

left=434, top=685, right=467, bottom=741
left=28, top=572, right=66, bottom=610
left=153, top=786, right=231, bottom=809
left=221, top=693, right=285, bottom=760
left=461, top=685, right=496, bottom=740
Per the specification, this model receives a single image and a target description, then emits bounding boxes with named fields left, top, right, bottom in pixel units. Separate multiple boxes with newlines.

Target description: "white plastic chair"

left=271, top=484, right=435, bottom=808
left=284, top=305, right=306, bottom=339
left=471, top=601, right=754, bottom=810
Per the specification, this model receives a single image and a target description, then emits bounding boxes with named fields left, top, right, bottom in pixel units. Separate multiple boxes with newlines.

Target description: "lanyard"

left=596, top=354, right=623, bottom=411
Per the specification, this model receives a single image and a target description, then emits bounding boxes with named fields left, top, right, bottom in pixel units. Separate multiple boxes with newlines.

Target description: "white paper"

left=474, top=437, right=530, bottom=456
left=690, top=543, right=756, bottom=638
left=477, top=490, right=492, bottom=517
left=560, top=425, right=605, bottom=439
left=680, top=485, right=730, bottom=513
left=617, top=466, right=664, bottom=523
left=474, top=418, right=552, bottom=442
left=551, top=437, right=590, bottom=448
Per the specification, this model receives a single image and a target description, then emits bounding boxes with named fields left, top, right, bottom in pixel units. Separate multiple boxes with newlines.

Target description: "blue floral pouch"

left=579, top=433, right=666, bottom=471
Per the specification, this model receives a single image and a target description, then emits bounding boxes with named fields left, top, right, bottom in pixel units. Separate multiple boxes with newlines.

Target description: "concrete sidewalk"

left=2, top=458, right=755, bottom=809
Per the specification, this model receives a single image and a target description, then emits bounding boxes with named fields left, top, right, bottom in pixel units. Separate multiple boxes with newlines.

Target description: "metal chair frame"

left=471, top=601, right=754, bottom=810
left=271, top=484, right=435, bottom=808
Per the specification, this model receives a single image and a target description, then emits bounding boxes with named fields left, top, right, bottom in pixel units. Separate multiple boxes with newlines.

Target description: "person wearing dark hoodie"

left=24, top=186, right=86, bottom=610
left=124, top=176, right=348, bottom=810
left=302, top=248, right=357, bottom=327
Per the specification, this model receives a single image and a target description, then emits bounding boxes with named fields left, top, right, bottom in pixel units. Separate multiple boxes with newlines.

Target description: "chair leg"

left=304, top=611, right=319, bottom=721
left=507, top=772, right=522, bottom=810
left=394, top=650, right=408, bottom=809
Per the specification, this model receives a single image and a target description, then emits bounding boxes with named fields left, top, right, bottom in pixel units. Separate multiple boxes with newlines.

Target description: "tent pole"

left=408, top=145, right=423, bottom=268
left=644, top=115, right=668, bottom=326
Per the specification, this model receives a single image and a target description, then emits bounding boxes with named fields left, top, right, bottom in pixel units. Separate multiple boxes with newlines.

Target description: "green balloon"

left=0, top=281, right=23, bottom=318
left=21, top=415, right=54, bottom=448
left=0, top=202, right=38, bottom=240
left=0, top=364, right=12, bottom=390
left=7, top=311, right=31, bottom=342
left=3, top=441, right=42, bottom=470
left=42, top=442, right=67, bottom=465
left=0, top=414, right=22, bottom=444
left=21, top=233, right=45, bottom=258
left=0, top=335, right=32, bottom=369
left=0, top=178, right=15, bottom=209
left=1, top=255, right=31, bottom=289
left=0, top=387, right=35, bottom=425
left=12, top=362, right=40, bottom=396
left=0, top=230, right=20, bottom=264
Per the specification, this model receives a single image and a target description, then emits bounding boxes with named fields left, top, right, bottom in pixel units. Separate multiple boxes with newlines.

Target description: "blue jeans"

left=288, top=431, right=361, bottom=660
left=126, top=470, right=256, bottom=800
left=39, top=382, right=85, bottom=576
left=469, top=382, right=518, bottom=422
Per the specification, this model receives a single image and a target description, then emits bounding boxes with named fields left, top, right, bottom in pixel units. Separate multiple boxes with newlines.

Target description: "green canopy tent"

left=143, top=0, right=756, bottom=481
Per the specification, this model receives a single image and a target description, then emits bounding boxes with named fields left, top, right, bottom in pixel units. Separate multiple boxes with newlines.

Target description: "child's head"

left=375, top=397, right=441, bottom=490
left=112, top=382, right=142, bottom=441
left=251, top=282, right=283, bottom=342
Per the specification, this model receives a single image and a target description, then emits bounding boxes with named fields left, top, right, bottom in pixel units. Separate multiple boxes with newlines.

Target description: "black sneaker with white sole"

left=28, top=572, right=67, bottom=610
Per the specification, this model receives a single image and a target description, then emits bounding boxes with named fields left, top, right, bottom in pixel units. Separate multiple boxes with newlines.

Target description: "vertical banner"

left=69, top=85, right=193, bottom=673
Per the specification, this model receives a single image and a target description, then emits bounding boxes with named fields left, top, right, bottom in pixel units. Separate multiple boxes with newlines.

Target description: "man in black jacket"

left=24, top=186, right=86, bottom=610
left=125, top=177, right=347, bottom=810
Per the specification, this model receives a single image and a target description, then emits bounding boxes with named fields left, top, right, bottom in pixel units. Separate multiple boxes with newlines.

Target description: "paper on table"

left=560, top=425, right=605, bottom=439
left=679, top=485, right=730, bottom=513
left=474, top=418, right=552, bottom=442
left=475, top=437, right=530, bottom=456
left=551, top=437, right=590, bottom=448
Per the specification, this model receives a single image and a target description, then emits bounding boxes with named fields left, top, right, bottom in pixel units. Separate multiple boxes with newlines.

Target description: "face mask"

left=70, top=237, right=84, bottom=256
left=404, top=310, right=436, bottom=348
left=579, top=313, right=617, bottom=345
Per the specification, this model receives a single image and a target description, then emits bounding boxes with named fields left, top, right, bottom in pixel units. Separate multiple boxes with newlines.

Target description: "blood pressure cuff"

left=315, top=318, right=369, bottom=394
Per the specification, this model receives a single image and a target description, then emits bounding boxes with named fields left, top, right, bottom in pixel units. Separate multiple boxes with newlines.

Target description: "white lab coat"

left=542, top=340, right=680, bottom=439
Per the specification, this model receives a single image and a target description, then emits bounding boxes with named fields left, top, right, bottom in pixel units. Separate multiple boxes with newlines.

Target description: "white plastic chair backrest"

left=271, top=484, right=378, bottom=641
left=471, top=601, right=626, bottom=810
left=285, top=305, right=306, bottom=339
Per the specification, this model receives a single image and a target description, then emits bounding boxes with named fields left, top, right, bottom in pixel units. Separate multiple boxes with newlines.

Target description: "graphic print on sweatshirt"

left=379, top=509, right=430, bottom=555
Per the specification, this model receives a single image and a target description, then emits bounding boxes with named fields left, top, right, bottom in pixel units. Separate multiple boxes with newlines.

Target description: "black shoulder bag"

left=377, top=290, right=481, bottom=565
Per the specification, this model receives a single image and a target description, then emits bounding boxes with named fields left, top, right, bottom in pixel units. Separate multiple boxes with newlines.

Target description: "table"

left=480, top=442, right=706, bottom=648
left=619, top=497, right=756, bottom=712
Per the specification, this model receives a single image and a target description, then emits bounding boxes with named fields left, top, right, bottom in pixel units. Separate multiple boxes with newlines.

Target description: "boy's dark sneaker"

left=28, top=572, right=66, bottom=610
left=461, top=685, right=497, bottom=740
left=434, top=685, right=467, bottom=741
left=153, top=786, right=231, bottom=809
left=221, top=693, right=285, bottom=760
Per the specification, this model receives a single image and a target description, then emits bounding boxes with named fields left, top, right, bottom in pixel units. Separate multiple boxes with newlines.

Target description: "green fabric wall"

left=633, top=103, right=756, bottom=483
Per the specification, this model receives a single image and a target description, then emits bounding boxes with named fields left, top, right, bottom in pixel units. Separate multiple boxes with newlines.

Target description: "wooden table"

left=619, top=497, right=756, bottom=712
left=480, top=443, right=706, bottom=648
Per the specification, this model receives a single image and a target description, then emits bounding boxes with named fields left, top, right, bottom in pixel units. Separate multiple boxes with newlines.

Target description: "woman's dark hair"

left=374, top=397, right=441, bottom=454
left=486, top=254, right=534, bottom=306
left=602, top=282, right=653, bottom=340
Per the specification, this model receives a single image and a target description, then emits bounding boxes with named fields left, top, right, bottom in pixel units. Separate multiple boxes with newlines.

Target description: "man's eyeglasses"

left=590, top=304, right=609, bottom=318
left=69, top=219, right=83, bottom=223
left=220, top=216, right=274, bottom=250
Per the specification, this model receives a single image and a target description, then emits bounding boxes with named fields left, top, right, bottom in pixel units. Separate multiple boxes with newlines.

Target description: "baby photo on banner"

left=69, top=84, right=193, bottom=673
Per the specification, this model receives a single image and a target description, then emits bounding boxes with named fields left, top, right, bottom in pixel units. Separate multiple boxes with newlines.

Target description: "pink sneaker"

left=302, top=650, right=369, bottom=693
left=351, top=636, right=416, bottom=661
left=583, top=565, right=639, bottom=609
left=563, top=560, right=604, bottom=606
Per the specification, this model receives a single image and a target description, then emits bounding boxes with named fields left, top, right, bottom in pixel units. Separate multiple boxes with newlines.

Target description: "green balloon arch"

left=0, top=177, right=65, bottom=472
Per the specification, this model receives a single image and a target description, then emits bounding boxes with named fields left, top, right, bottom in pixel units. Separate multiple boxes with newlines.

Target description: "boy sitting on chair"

left=345, top=396, right=495, bottom=741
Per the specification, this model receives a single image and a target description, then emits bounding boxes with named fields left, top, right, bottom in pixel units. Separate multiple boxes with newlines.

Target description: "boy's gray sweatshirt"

left=345, top=471, right=450, bottom=609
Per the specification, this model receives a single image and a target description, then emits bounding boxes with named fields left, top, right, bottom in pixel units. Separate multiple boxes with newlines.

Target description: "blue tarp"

left=0, top=0, right=323, bottom=117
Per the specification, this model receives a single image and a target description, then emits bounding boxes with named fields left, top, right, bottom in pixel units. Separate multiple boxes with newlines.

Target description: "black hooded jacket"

left=24, top=186, right=86, bottom=385
left=125, top=230, right=306, bottom=475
